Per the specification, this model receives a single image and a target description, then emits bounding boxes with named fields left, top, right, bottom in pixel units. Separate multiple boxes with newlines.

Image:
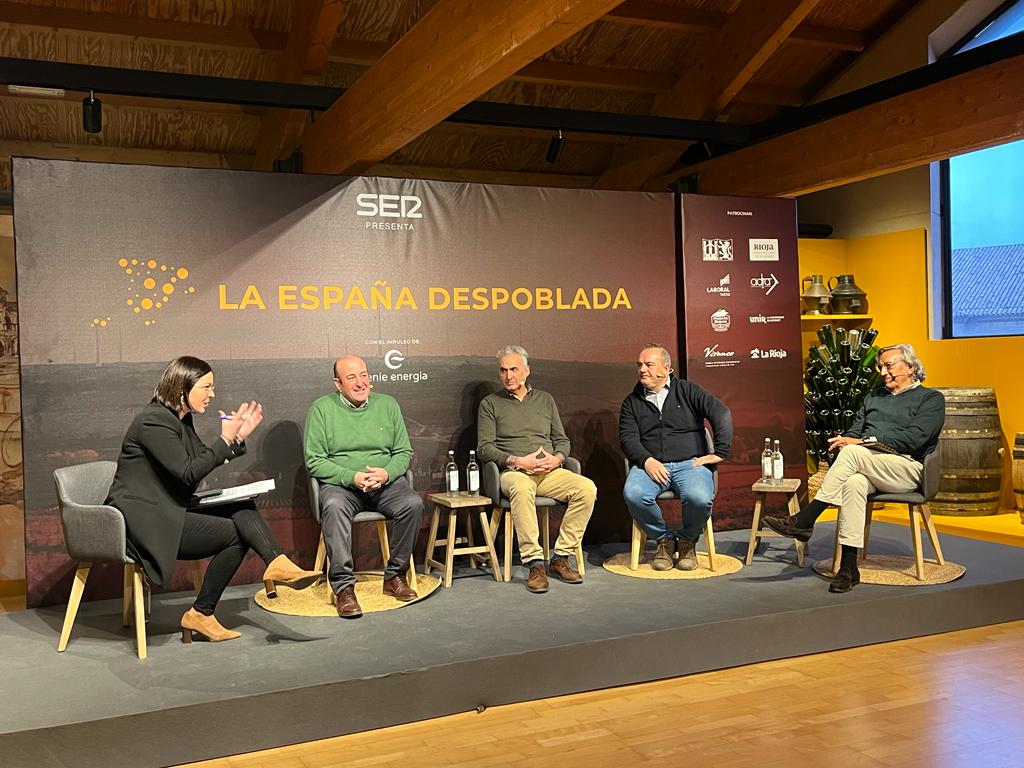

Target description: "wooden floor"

left=180, top=619, right=1024, bottom=768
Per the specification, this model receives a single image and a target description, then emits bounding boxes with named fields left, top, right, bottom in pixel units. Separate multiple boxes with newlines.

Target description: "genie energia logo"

left=384, top=349, right=406, bottom=369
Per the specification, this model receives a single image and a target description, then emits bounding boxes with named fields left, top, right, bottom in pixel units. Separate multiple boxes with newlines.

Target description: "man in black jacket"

left=765, top=343, right=945, bottom=594
left=619, top=344, right=733, bottom=571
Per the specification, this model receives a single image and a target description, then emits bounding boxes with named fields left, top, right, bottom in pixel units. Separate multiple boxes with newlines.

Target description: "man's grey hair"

left=497, top=345, right=529, bottom=366
left=641, top=343, right=672, bottom=368
left=880, top=343, right=926, bottom=382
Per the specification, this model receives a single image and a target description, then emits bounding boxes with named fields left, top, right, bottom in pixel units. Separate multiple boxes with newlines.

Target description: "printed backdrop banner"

left=679, top=194, right=806, bottom=523
left=14, top=158, right=676, bottom=606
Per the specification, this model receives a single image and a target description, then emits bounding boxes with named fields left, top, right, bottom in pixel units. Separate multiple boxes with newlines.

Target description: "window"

left=940, top=0, right=1024, bottom=338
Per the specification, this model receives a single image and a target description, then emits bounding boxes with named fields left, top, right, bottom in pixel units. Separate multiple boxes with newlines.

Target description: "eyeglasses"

left=877, top=360, right=906, bottom=373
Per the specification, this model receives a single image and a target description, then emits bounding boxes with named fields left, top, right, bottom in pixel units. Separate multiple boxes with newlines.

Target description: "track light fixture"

left=82, top=90, right=102, bottom=134
left=545, top=129, right=564, bottom=164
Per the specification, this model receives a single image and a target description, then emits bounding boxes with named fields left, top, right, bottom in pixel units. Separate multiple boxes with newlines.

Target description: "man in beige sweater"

left=477, top=346, right=596, bottom=593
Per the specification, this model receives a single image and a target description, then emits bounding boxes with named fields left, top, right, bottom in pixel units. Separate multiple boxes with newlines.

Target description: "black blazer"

left=106, top=402, right=245, bottom=586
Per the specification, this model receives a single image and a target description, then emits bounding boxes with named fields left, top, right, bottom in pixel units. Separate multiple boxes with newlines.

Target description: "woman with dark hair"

left=107, top=356, right=319, bottom=643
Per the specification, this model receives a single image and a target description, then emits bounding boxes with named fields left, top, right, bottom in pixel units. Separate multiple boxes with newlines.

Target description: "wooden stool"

left=423, top=492, right=501, bottom=588
left=746, top=478, right=806, bottom=567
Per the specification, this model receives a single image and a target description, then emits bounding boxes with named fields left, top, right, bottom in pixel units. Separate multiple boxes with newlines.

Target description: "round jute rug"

left=811, top=555, right=966, bottom=586
left=254, top=571, right=441, bottom=617
left=603, top=551, right=742, bottom=579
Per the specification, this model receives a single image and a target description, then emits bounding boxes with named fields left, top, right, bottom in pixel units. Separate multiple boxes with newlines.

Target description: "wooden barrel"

left=932, top=387, right=1003, bottom=516
left=1013, top=433, right=1024, bottom=518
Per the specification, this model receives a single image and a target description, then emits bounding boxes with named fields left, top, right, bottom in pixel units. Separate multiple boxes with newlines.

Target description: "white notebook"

left=195, top=479, right=276, bottom=506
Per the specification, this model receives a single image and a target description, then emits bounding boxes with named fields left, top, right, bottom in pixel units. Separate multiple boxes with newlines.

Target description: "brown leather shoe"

left=382, top=575, right=418, bottom=602
left=335, top=586, right=363, bottom=618
left=548, top=557, right=583, bottom=584
left=651, top=537, right=676, bottom=571
left=675, top=538, right=698, bottom=571
left=526, top=565, right=549, bottom=593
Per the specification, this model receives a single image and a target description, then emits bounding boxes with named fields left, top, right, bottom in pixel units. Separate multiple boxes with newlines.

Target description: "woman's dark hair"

left=152, top=356, right=213, bottom=411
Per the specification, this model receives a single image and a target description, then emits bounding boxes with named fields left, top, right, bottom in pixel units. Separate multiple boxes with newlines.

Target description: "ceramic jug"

left=800, top=274, right=831, bottom=315
left=827, top=274, right=868, bottom=314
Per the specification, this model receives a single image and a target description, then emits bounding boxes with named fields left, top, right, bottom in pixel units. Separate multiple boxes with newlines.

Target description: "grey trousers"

left=815, top=444, right=923, bottom=548
left=318, top=477, right=423, bottom=592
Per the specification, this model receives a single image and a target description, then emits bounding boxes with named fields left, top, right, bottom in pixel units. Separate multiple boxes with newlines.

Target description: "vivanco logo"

left=704, top=345, right=735, bottom=358
left=356, top=193, right=423, bottom=231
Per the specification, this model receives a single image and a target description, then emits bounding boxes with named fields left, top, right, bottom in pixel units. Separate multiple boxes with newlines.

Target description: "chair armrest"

left=61, top=502, right=128, bottom=563
left=482, top=461, right=501, bottom=503
left=564, top=457, right=581, bottom=475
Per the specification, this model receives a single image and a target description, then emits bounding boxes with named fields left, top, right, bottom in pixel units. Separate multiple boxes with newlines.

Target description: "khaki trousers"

left=815, top=444, right=922, bottom=548
left=500, top=468, right=596, bottom=564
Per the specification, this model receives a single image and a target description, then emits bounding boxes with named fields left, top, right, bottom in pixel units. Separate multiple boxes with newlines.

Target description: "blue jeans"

left=623, top=462, right=714, bottom=542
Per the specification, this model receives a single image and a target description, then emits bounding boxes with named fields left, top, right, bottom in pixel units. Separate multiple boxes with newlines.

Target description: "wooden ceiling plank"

left=791, top=23, right=866, bottom=52
left=436, top=122, right=629, bottom=145
left=0, top=1, right=286, bottom=51
left=595, top=0, right=821, bottom=189
left=514, top=60, right=674, bottom=92
left=300, top=0, right=627, bottom=175
left=0, top=138, right=251, bottom=176
left=253, top=0, right=348, bottom=170
left=666, top=52, right=1024, bottom=197
left=736, top=82, right=808, bottom=107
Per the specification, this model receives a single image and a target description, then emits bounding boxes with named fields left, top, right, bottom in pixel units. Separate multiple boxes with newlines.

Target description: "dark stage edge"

left=4, top=524, right=1024, bottom=768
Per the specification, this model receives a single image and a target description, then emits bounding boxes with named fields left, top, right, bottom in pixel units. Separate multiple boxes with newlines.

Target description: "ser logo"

left=357, top=194, right=423, bottom=230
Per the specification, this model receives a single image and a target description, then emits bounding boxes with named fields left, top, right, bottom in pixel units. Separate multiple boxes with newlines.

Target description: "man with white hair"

left=477, top=345, right=597, bottom=594
left=765, top=343, right=945, bottom=593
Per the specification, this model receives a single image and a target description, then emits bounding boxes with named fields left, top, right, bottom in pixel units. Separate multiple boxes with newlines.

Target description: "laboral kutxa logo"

left=356, top=192, right=424, bottom=231
left=702, top=238, right=734, bottom=261
left=706, top=274, right=731, bottom=297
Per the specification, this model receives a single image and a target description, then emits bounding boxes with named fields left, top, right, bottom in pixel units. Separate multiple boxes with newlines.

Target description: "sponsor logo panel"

left=711, top=309, right=731, bottom=332
left=748, top=314, right=784, bottom=324
left=706, top=274, right=731, bottom=297
left=703, top=344, right=740, bottom=368
left=702, top=238, right=734, bottom=261
left=749, top=238, right=779, bottom=261
left=750, top=348, right=788, bottom=359
left=750, top=273, right=779, bottom=295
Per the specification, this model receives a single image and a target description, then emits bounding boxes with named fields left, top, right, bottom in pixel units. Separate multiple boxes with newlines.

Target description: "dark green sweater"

left=304, top=392, right=413, bottom=488
left=477, top=389, right=570, bottom=466
left=846, top=384, right=945, bottom=462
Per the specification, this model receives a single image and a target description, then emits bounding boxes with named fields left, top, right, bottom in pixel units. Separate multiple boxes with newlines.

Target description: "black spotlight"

left=82, top=90, right=102, bottom=134
left=545, top=129, right=564, bottom=164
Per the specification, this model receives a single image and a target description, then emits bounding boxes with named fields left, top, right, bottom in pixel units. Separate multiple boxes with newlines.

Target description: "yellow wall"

left=799, top=228, right=1022, bottom=510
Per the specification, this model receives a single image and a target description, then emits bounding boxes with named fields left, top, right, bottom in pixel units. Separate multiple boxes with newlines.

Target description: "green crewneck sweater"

left=477, top=388, right=570, bottom=466
left=304, top=392, right=413, bottom=488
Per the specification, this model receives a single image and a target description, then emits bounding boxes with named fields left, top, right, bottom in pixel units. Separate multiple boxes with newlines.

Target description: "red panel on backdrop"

left=679, top=194, right=806, bottom=527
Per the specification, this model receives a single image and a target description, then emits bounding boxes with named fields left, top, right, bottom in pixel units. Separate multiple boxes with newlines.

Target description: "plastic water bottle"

left=467, top=450, right=480, bottom=496
left=772, top=439, right=784, bottom=483
left=761, top=438, right=773, bottom=483
left=445, top=450, right=459, bottom=497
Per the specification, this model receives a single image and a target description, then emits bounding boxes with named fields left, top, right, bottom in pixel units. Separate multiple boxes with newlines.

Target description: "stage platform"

left=4, top=523, right=1024, bottom=768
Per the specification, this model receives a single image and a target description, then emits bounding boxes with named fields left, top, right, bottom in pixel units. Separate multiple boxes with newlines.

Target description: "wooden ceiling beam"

left=368, top=163, right=596, bottom=188
left=595, top=0, right=821, bottom=190
left=663, top=52, right=1024, bottom=198
left=436, top=122, right=629, bottom=145
left=253, top=0, right=348, bottom=170
left=300, top=0, right=626, bottom=175
left=603, top=0, right=866, bottom=51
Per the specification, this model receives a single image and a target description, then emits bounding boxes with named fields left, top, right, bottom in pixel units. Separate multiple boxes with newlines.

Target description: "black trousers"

left=178, top=500, right=282, bottom=615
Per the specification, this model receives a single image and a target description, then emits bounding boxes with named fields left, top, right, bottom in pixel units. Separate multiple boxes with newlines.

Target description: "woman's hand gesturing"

left=220, top=401, right=264, bottom=445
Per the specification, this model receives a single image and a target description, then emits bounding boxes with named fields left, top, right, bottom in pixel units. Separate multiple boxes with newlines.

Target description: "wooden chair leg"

left=131, top=565, right=147, bottom=660
left=189, top=560, right=203, bottom=594
left=465, top=510, right=479, bottom=570
left=423, top=504, right=441, bottom=576
left=504, top=510, right=513, bottom=583
left=541, top=509, right=551, bottom=563
left=478, top=510, right=504, bottom=582
left=909, top=504, right=925, bottom=580
left=121, top=564, right=132, bottom=627
left=832, top=525, right=841, bottom=576
left=920, top=503, right=946, bottom=565
left=378, top=521, right=392, bottom=567
left=745, top=494, right=764, bottom=566
left=443, top=511, right=457, bottom=589
left=861, top=507, right=874, bottom=563
left=704, top=517, right=717, bottom=572
left=314, top=532, right=327, bottom=575
left=58, top=562, right=90, bottom=652
left=630, top=519, right=643, bottom=570
left=575, top=543, right=586, bottom=576
left=407, top=555, right=419, bottom=592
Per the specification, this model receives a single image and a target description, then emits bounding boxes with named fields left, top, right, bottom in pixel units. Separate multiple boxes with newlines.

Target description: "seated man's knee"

left=681, top=487, right=713, bottom=511
left=843, top=473, right=872, bottom=496
left=577, top=477, right=597, bottom=504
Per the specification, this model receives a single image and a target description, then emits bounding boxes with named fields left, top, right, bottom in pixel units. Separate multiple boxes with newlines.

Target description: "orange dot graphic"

left=118, top=258, right=128, bottom=268
left=147, top=259, right=157, bottom=269
left=126, top=268, right=133, bottom=274
left=141, top=298, right=154, bottom=310
left=131, top=259, right=138, bottom=266
left=155, top=303, right=162, bottom=309
left=144, top=320, right=151, bottom=326
left=133, top=307, right=141, bottom=314
left=127, top=299, right=134, bottom=306
left=187, top=287, right=195, bottom=294
left=143, top=277, right=156, bottom=290
left=176, top=267, right=189, bottom=279
left=161, top=265, right=168, bottom=271
left=99, top=320, right=108, bottom=327
left=170, top=277, right=177, bottom=283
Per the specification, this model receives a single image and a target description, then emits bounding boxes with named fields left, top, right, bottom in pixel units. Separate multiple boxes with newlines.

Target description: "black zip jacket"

left=619, top=376, right=733, bottom=467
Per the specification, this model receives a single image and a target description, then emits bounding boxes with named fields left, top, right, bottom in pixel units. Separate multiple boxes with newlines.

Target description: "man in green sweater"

left=477, top=345, right=596, bottom=593
left=765, top=344, right=945, bottom=594
left=304, top=355, right=423, bottom=617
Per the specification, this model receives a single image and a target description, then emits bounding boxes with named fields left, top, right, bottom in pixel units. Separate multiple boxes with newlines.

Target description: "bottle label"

left=761, top=457, right=772, bottom=479
left=772, top=457, right=784, bottom=480
left=468, top=469, right=479, bottom=493
left=447, top=470, right=459, bottom=492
